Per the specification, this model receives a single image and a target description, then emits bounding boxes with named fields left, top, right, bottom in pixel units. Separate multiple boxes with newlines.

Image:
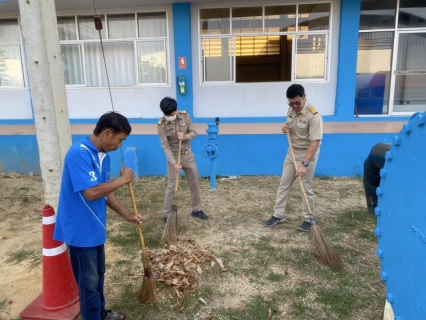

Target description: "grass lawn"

left=99, top=176, right=384, bottom=320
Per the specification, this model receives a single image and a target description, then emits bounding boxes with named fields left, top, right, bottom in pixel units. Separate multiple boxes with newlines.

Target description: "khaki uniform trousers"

left=273, top=147, right=320, bottom=222
left=164, top=151, right=202, bottom=217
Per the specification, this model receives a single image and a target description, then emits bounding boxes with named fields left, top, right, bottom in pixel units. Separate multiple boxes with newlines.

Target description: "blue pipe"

left=203, top=118, right=220, bottom=190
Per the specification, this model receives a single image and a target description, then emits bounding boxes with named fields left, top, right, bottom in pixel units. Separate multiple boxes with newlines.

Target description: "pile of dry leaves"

left=147, top=239, right=224, bottom=303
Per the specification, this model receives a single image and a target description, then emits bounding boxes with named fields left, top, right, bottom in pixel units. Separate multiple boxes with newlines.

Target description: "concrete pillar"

left=18, top=0, right=72, bottom=211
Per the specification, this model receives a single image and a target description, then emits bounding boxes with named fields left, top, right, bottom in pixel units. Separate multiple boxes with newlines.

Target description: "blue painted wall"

left=173, top=3, right=194, bottom=115
left=0, top=133, right=395, bottom=178
left=0, top=136, right=40, bottom=174
left=334, top=0, right=361, bottom=120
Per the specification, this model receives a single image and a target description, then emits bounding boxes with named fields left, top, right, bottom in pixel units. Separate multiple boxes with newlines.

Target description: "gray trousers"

left=273, top=148, right=320, bottom=222
left=164, top=152, right=202, bottom=217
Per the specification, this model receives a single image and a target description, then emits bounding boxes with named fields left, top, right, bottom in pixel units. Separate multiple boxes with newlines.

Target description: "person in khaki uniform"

left=264, top=84, right=323, bottom=232
left=158, top=97, right=208, bottom=222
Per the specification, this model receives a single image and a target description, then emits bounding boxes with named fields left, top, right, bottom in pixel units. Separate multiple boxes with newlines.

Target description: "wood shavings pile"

left=147, top=239, right=219, bottom=303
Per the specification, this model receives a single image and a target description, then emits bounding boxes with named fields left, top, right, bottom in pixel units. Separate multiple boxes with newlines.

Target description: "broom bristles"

left=137, top=252, right=159, bottom=305
left=137, top=275, right=159, bottom=305
left=161, top=207, right=177, bottom=244
left=312, top=225, right=344, bottom=271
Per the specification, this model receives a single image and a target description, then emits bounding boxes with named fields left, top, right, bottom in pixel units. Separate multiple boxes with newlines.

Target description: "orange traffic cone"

left=20, top=205, right=80, bottom=320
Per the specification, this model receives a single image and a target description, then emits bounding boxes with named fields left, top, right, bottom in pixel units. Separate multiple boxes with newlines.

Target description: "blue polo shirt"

left=54, top=137, right=111, bottom=247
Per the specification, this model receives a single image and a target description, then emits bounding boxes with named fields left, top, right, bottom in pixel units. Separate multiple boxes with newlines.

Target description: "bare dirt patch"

left=0, top=173, right=44, bottom=320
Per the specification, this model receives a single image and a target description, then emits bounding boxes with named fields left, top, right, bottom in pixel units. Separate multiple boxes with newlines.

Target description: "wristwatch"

left=302, top=161, right=309, bottom=167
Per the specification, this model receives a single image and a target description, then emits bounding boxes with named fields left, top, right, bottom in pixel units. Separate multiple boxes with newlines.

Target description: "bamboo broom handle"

left=121, top=157, right=147, bottom=255
left=128, top=183, right=147, bottom=255
left=287, top=134, right=313, bottom=215
left=174, top=140, right=182, bottom=197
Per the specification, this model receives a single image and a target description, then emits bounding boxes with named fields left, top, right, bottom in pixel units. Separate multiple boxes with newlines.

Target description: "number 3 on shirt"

left=89, top=171, right=97, bottom=182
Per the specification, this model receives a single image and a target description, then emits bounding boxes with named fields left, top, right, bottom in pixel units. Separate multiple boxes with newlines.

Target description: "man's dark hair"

left=160, top=97, right=178, bottom=116
left=286, top=84, right=305, bottom=99
left=93, top=112, right=132, bottom=136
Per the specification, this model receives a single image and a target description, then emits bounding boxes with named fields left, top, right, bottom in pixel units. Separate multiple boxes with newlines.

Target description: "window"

left=394, top=33, right=426, bottom=112
left=57, top=12, right=168, bottom=87
left=199, top=3, right=331, bottom=84
left=398, top=0, right=426, bottom=28
left=356, top=0, right=426, bottom=116
left=0, top=18, right=24, bottom=87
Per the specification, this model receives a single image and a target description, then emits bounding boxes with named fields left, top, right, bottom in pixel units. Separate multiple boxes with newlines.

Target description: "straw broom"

left=128, top=183, right=159, bottom=305
left=161, top=140, right=182, bottom=244
left=287, top=134, right=344, bottom=271
left=90, top=6, right=159, bottom=304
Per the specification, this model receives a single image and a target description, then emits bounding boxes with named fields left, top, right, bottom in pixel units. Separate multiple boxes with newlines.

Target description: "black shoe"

left=264, top=216, right=286, bottom=227
left=163, top=217, right=168, bottom=224
left=191, top=210, right=208, bottom=220
left=297, top=221, right=312, bottom=232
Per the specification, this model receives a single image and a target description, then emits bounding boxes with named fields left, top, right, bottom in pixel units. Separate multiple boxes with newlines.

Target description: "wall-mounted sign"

left=179, top=57, right=187, bottom=70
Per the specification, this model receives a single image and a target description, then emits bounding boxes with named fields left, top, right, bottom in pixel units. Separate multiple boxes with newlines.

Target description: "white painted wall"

left=0, top=88, right=32, bottom=119
left=0, top=85, right=175, bottom=120
left=0, top=5, right=176, bottom=120
left=191, top=0, right=341, bottom=118
left=66, top=87, right=175, bottom=119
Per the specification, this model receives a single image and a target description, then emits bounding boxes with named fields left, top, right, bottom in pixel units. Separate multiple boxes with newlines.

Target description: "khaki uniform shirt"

left=157, top=111, right=197, bottom=166
left=287, top=103, right=323, bottom=149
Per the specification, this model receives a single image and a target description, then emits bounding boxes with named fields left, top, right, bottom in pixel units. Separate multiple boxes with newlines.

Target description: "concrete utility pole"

left=18, top=0, right=72, bottom=211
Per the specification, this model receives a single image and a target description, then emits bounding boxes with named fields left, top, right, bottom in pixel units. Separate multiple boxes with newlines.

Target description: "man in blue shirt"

left=54, top=112, right=142, bottom=320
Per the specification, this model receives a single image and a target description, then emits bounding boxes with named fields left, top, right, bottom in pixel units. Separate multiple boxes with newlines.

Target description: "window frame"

left=390, top=29, right=426, bottom=116
left=198, top=2, right=333, bottom=86
left=57, top=10, right=171, bottom=89
left=357, top=0, right=426, bottom=117
left=201, top=36, right=235, bottom=84
left=0, top=16, right=26, bottom=90
left=59, top=42, right=86, bottom=86
left=136, top=39, right=169, bottom=85
left=294, top=32, right=329, bottom=81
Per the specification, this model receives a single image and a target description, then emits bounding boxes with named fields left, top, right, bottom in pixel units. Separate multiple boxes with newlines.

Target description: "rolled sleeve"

left=185, top=114, right=197, bottom=141
left=158, top=124, right=177, bottom=166
left=309, top=114, right=323, bottom=141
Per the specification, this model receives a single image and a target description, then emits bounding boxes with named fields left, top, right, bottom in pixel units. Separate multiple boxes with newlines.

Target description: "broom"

left=287, top=134, right=344, bottom=271
left=128, top=183, right=159, bottom=305
left=161, top=140, right=182, bottom=244
left=90, top=7, right=159, bottom=304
